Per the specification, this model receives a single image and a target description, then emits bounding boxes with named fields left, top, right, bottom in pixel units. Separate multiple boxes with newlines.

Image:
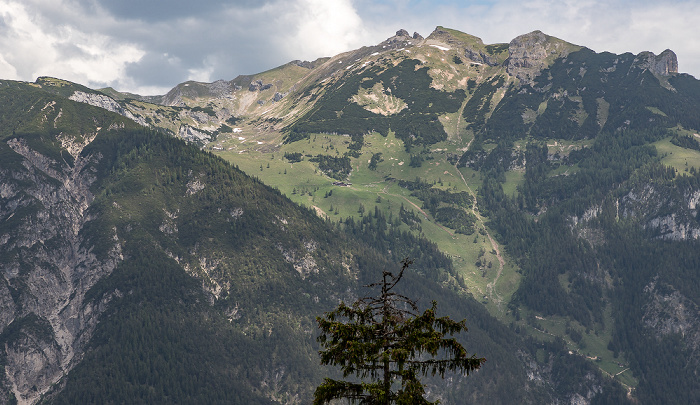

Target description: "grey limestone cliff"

left=643, top=277, right=700, bottom=366
left=634, top=49, right=678, bottom=76
left=620, top=184, right=700, bottom=240
left=0, top=135, right=122, bottom=404
left=69, top=91, right=148, bottom=126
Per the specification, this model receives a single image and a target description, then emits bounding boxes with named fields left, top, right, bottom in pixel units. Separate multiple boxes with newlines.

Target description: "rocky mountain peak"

left=634, top=49, right=679, bottom=76
left=427, top=26, right=486, bottom=47
left=395, top=29, right=410, bottom=38
left=425, top=26, right=499, bottom=66
left=381, top=28, right=421, bottom=49
left=506, top=30, right=579, bottom=85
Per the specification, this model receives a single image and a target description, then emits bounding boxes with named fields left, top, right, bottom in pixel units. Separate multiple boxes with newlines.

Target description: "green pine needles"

left=314, top=259, right=485, bottom=404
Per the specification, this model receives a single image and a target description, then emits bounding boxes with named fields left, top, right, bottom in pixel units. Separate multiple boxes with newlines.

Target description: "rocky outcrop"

left=1, top=135, right=123, bottom=404
left=646, top=214, right=700, bottom=240
left=69, top=91, right=148, bottom=126
left=643, top=278, right=700, bottom=364
left=248, top=80, right=273, bottom=92
left=644, top=278, right=699, bottom=337
left=291, top=60, right=316, bottom=69
left=380, top=28, right=419, bottom=49
left=621, top=185, right=700, bottom=240
left=158, top=80, right=235, bottom=106
left=634, top=49, right=678, bottom=76
left=506, top=31, right=578, bottom=85
left=207, top=79, right=235, bottom=96
left=178, top=125, right=212, bottom=145
left=464, top=47, right=498, bottom=66
left=395, top=29, right=410, bottom=38
left=184, top=109, right=216, bottom=124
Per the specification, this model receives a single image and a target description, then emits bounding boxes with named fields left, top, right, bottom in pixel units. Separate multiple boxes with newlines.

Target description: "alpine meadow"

left=2, top=26, right=700, bottom=404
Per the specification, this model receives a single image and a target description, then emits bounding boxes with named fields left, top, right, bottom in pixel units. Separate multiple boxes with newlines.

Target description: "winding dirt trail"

left=446, top=101, right=506, bottom=307
left=454, top=150, right=505, bottom=309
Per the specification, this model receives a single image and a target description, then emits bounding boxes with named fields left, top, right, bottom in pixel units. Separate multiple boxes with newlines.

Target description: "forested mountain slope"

left=4, top=25, right=700, bottom=404
left=0, top=81, right=630, bottom=404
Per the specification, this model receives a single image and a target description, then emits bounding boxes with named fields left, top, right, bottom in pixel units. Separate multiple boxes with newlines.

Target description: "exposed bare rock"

left=395, top=29, right=410, bottom=38
left=207, top=79, right=234, bottom=96
left=646, top=214, right=700, bottom=240
left=621, top=185, right=700, bottom=240
left=643, top=278, right=700, bottom=364
left=464, top=47, right=498, bottom=66
left=379, top=28, right=419, bottom=49
left=69, top=91, right=148, bottom=126
left=156, top=80, right=235, bottom=106
left=291, top=60, right=316, bottom=69
left=634, top=49, right=678, bottom=76
left=506, top=31, right=579, bottom=85
left=276, top=240, right=319, bottom=279
left=248, top=80, right=273, bottom=92
left=186, top=110, right=215, bottom=124
left=5, top=327, right=62, bottom=402
left=186, top=177, right=206, bottom=196
left=1, top=136, right=123, bottom=404
left=178, top=125, right=212, bottom=145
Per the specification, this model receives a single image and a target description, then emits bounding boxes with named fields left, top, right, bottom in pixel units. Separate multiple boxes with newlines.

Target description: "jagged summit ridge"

left=105, top=26, right=682, bottom=105
left=49, top=25, right=687, bottom=152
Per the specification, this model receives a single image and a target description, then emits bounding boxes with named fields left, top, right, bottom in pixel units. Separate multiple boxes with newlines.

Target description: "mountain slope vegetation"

left=3, top=25, right=700, bottom=404
left=0, top=80, right=629, bottom=404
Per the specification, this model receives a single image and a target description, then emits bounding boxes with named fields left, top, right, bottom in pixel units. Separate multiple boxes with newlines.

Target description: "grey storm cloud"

left=58, top=0, right=369, bottom=93
left=75, top=0, right=274, bottom=21
left=124, top=53, right=191, bottom=88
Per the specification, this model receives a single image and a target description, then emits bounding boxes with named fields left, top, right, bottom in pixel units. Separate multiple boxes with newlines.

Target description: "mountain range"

left=1, top=26, right=700, bottom=404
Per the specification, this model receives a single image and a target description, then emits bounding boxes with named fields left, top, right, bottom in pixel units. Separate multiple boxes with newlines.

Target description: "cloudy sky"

left=0, top=0, right=697, bottom=95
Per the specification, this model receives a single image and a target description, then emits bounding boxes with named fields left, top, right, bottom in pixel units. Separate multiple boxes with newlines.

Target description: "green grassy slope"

left=0, top=81, right=631, bottom=403
left=204, top=30, right=700, bottom=404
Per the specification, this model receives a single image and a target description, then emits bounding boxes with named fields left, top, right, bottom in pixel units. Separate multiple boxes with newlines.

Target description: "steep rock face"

left=178, top=124, right=212, bottom=145
left=69, top=91, right=148, bottom=126
left=463, top=47, right=499, bottom=66
left=395, top=29, right=411, bottom=38
left=634, top=49, right=678, bottom=76
left=0, top=135, right=122, bottom=404
left=620, top=185, right=700, bottom=240
left=643, top=278, right=700, bottom=365
left=506, top=30, right=579, bottom=84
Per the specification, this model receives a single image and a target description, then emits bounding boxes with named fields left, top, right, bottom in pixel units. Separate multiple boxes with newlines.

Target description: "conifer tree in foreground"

left=314, top=259, right=485, bottom=404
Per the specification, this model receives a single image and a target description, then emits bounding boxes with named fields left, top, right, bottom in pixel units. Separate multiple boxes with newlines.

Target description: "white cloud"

left=0, top=53, right=18, bottom=79
left=0, top=1, right=144, bottom=88
left=187, top=55, right=218, bottom=83
left=241, top=0, right=375, bottom=66
left=289, top=0, right=370, bottom=57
